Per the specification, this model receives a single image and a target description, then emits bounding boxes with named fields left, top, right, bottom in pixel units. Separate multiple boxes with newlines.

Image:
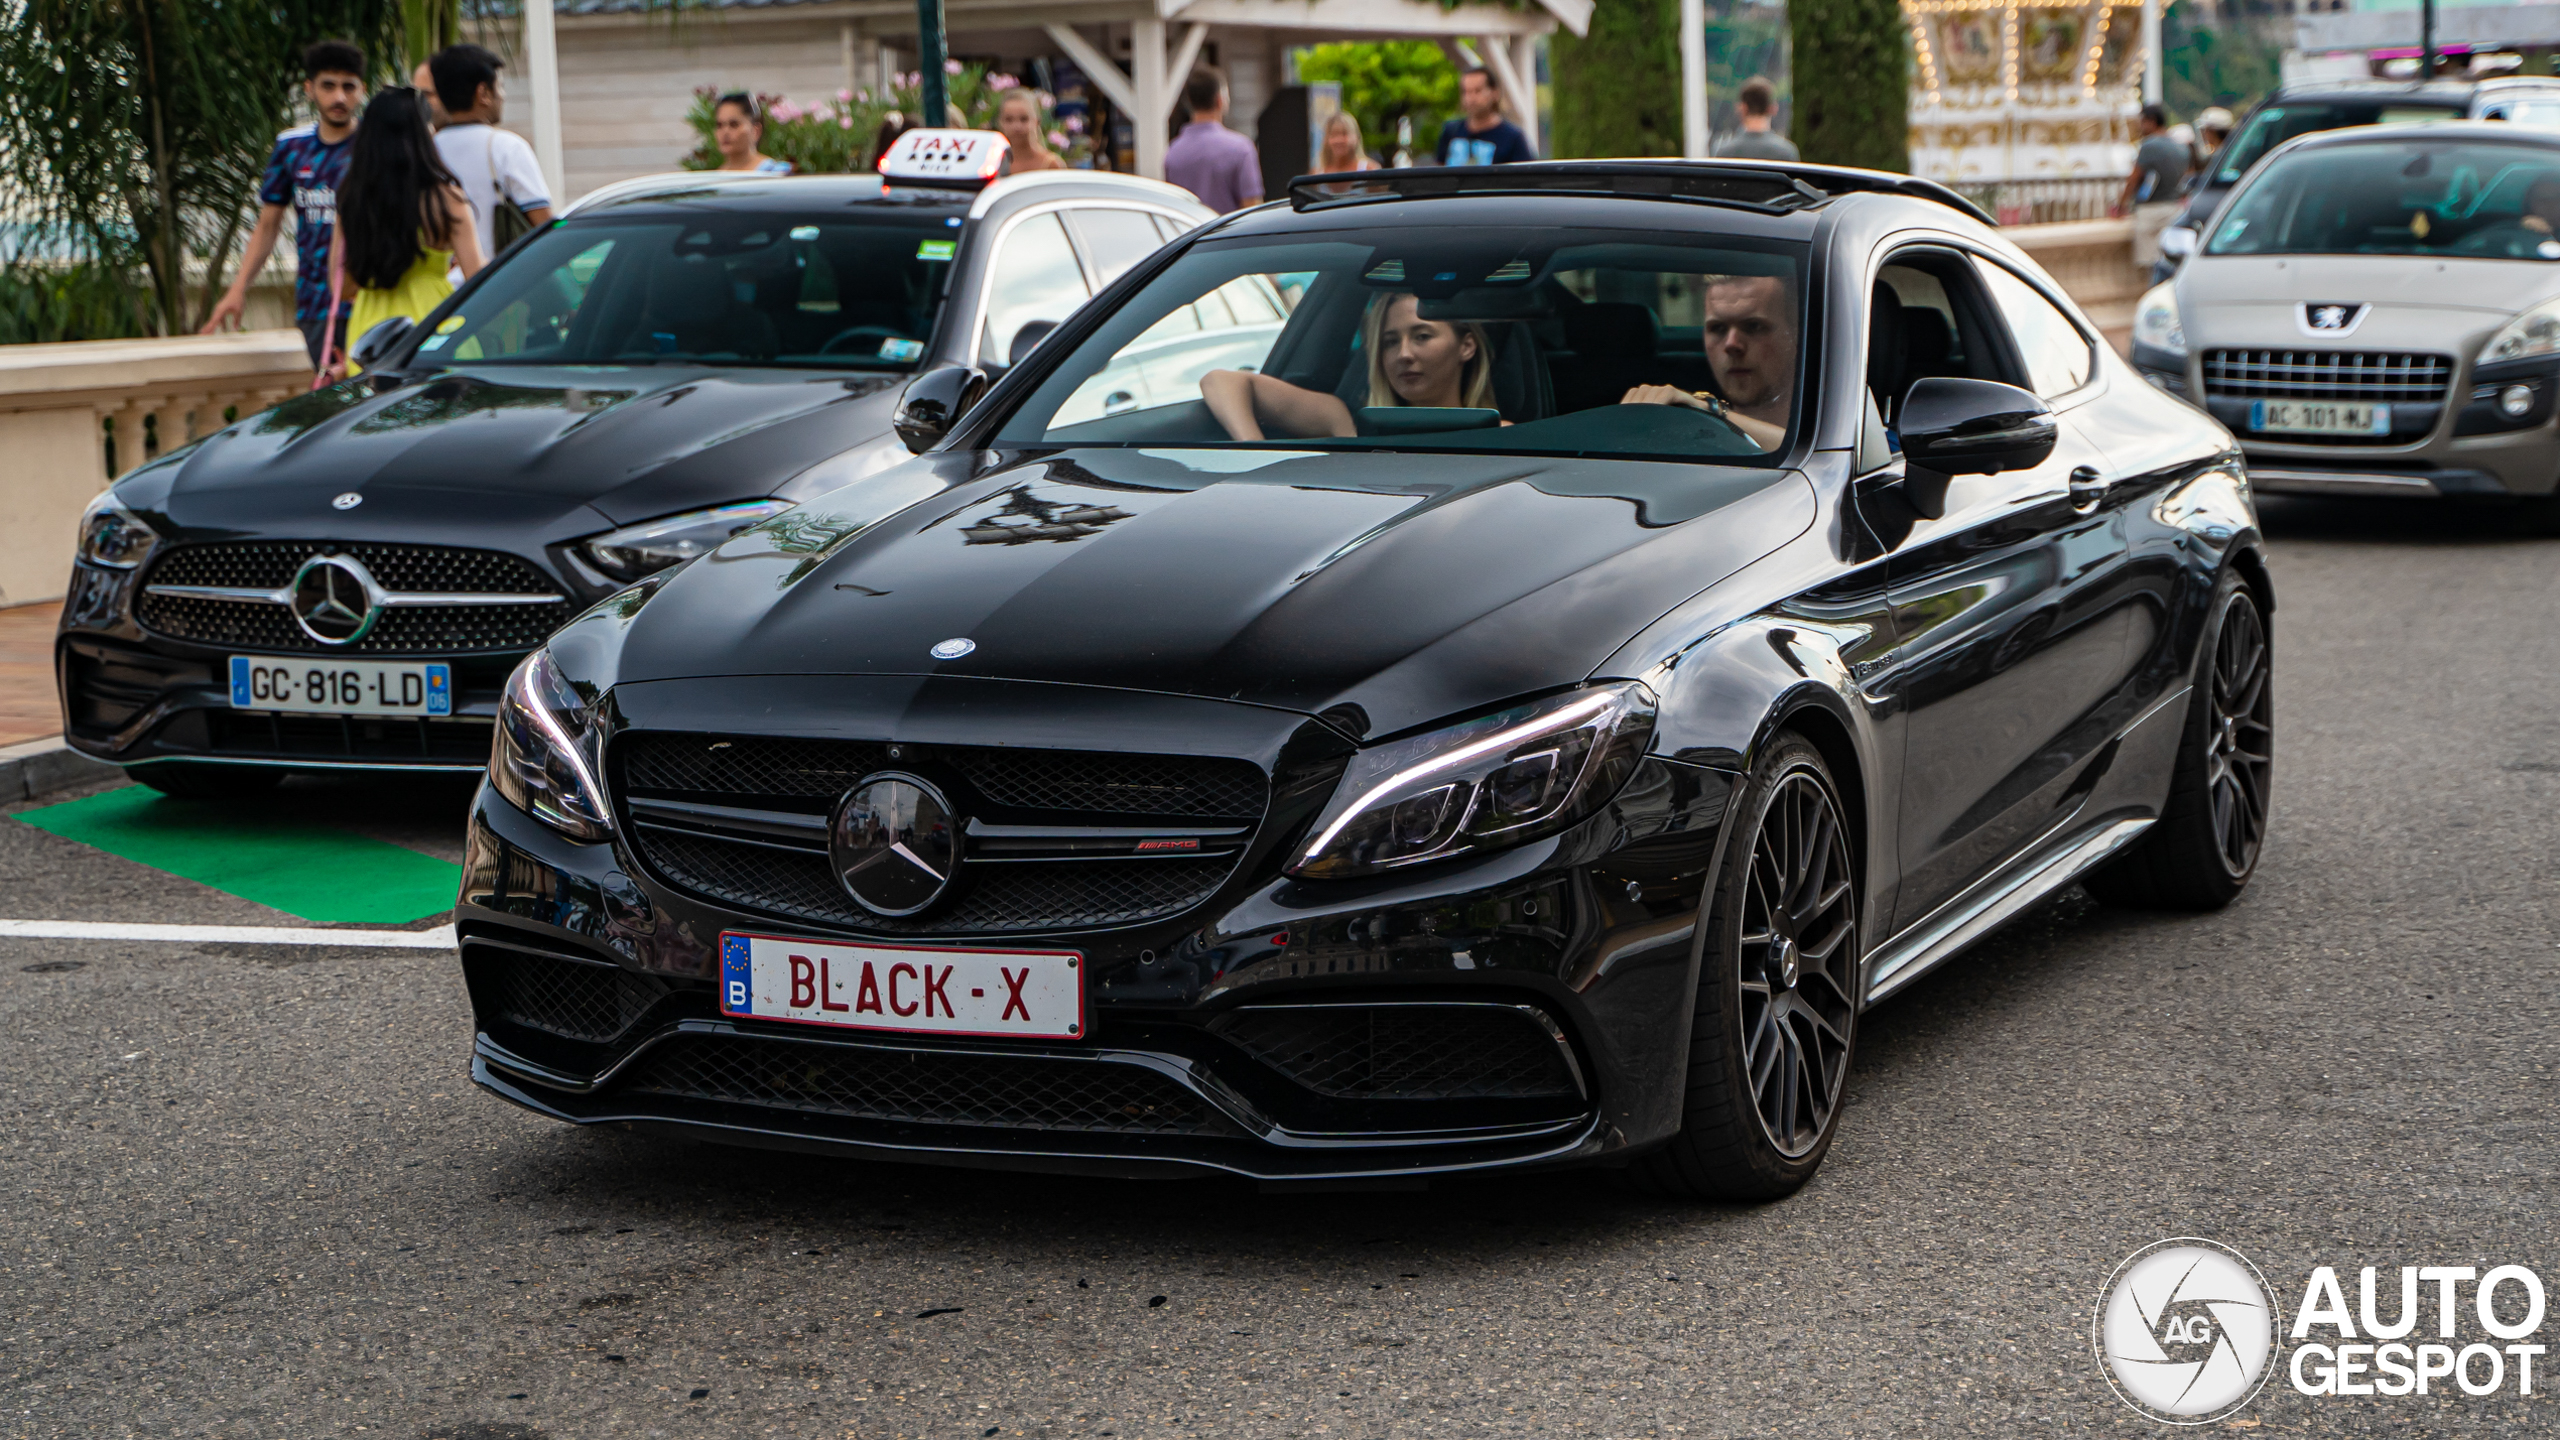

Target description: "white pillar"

left=1514, top=34, right=1542, bottom=156
left=523, top=0, right=568, bottom=204
left=1134, top=16, right=1169, bottom=181
left=1680, top=0, right=1709, bottom=158
left=2140, top=0, right=2163, bottom=105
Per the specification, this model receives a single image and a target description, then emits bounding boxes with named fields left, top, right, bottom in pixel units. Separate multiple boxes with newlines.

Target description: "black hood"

left=603, top=447, right=1816, bottom=737
left=123, top=364, right=906, bottom=541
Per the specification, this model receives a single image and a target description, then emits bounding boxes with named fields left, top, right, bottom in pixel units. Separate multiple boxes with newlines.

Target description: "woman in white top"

left=1317, top=111, right=1380, bottom=176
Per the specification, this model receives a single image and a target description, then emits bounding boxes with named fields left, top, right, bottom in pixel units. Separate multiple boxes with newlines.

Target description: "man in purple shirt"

left=1164, top=67, right=1263, bottom=213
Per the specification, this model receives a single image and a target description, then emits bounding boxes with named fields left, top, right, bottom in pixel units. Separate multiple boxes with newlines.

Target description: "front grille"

left=638, top=826, right=1232, bottom=933
left=2201, top=349, right=2454, bottom=403
left=624, top=1033, right=1223, bottom=1134
left=201, top=710, right=494, bottom=762
left=135, top=541, right=565, bottom=655
left=1217, top=1005, right=1584, bottom=1100
left=479, top=947, right=669, bottom=1043
left=620, top=733, right=1267, bottom=820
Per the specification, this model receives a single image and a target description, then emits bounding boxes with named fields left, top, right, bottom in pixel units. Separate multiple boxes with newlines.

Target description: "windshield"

left=2214, top=101, right=2464, bottom=185
left=993, top=227, right=1808, bottom=462
left=416, top=209, right=961, bottom=369
left=2204, top=138, right=2560, bottom=260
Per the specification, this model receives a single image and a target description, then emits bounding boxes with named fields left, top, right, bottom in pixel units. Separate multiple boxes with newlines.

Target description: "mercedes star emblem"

left=288, top=553, right=385, bottom=645
left=332, top=492, right=364, bottom=510
left=830, top=773, right=961, bottom=916
left=930, top=637, right=976, bottom=660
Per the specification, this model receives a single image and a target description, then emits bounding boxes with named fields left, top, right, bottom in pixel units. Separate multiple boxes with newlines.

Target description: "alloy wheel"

left=2204, top=593, right=2272, bottom=878
left=1737, top=768, right=1860, bottom=1159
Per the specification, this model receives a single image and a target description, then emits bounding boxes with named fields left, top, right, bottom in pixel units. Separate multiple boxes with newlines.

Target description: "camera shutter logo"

left=2095, top=1238, right=2281, bottom=1423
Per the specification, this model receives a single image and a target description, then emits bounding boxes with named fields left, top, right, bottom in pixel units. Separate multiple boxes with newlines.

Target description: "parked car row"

left=63, top=136, right=2274, bottom=1196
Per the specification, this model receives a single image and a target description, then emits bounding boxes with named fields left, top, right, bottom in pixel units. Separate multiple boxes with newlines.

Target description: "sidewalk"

left=0, top=601, right=61, bottom=746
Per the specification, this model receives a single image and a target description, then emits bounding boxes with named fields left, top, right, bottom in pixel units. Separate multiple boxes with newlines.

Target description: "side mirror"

left=892, top=365, right=988, bottom=454
left=1007, top=320, right=1059, bottom=370
left=1895, top=376, right=2058, bottom=518
left=348, top=316, right=415, bottom=371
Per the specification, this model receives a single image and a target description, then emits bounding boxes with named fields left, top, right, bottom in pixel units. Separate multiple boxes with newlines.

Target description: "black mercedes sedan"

left=58, top=153, right=1210, bottom=797
left=458, top=161, right=2273, bottom=1197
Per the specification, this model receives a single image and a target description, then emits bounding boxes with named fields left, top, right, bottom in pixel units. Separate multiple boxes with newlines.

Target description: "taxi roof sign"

left=878, top=128, right=1011, bottom=187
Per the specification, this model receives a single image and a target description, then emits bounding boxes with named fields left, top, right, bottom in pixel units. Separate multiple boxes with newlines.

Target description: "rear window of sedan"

left=992, top=227, right=1811, bottom=463
left=2206, top=137, right=2560, bottom=260
left=418, top=209, right=962, bottom=369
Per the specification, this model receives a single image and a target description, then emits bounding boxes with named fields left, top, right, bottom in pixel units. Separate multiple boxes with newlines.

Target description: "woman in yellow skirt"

left=327, top=86, right=485, bottom=377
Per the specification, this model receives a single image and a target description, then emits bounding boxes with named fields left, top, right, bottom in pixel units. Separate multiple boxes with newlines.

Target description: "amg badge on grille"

left=829, top=773, right=961, bottom=916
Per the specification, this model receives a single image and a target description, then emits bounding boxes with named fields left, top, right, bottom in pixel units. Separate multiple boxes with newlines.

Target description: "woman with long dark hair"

left=328, top=86, right=483, bottom=373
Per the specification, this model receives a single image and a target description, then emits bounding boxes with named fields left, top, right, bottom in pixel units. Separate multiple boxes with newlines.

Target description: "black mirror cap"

left=893, top=365, right=989, bottom=454
left=1898, top=376, right=2058, bottom=479
left=348, top=316, right=415, bottom=371
left=1007, top=320, right=1058, bottom=370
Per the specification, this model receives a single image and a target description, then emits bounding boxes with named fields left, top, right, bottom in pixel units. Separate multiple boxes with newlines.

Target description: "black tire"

left=2082, top=569, right=2271, bottom=910
left=1633, top=733, right=1862, bottom=1201
left=130, top=763, right=285, bottom=801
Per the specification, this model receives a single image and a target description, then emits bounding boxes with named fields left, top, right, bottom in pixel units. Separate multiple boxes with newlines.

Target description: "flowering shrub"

left=679, top=63, right=1082, bottom=173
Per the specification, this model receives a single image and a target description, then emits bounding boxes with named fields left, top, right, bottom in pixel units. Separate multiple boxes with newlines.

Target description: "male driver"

left=2113, top=103, right=2189, bottom=270
left=1438, top=66, right=1533, bottom=166
left=202, top=40, right=366, bottom=368
left=1619, top=272, right=1796, bottom=451
left=1164, top=67, right=1263, bottom=213
left=418, top=44, right=554, bottom=266
left=1715, top=76, right=1799, bottom=162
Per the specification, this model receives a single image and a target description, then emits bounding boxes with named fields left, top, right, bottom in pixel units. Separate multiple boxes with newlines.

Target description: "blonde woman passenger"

left=1201, top=292, right=1500, bottom=441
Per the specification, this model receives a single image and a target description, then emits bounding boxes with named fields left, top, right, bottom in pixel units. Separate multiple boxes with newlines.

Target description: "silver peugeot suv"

left=2132, top=121, right=2560, bottom=505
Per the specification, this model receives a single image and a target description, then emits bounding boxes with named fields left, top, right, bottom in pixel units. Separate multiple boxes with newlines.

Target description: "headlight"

left=573, top=499, right=794, bottom=583
left=489, top=648, right=613, bottom=841
left=2133, top=282, right=2186, bottom=357
left=1288, top=682, right=1656, bottom=880
left=2479, top=294, right=2560, bottom=365
left=2159, top=225, right=2198, bottom=259
left=78, top=491, right=159, bottom=569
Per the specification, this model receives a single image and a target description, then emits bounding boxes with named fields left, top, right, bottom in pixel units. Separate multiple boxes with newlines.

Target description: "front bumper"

left=456, top=742, right=1735, bottom=1182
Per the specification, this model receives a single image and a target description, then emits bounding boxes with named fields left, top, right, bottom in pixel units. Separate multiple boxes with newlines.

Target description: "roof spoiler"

left=1286, top=160, right=1994, bottom=225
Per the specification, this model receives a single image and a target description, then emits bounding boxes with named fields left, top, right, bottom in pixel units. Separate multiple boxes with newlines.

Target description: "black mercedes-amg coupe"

left=458, top=160, right=2272, bottom=1196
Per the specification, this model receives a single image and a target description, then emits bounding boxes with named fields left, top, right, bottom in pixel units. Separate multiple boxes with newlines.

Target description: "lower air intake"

left=1216, top=1004, right=1584, bottom=1101
left=472, top=944, right=668, bottom=1044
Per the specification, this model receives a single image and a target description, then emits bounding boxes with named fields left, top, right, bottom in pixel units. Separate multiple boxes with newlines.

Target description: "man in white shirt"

left=417, top=44, right=554, bottom=264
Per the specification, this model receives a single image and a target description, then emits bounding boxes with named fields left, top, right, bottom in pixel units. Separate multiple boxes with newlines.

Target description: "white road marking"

left=0, top=920, right=456, bottom=948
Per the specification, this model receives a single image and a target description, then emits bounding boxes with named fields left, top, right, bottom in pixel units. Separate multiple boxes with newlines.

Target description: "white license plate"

left=719, top=932, right=1086, bottom=1040
left=229, top=657, right=453, bottom=716
left=2249, top=399, right=2390, bottom=435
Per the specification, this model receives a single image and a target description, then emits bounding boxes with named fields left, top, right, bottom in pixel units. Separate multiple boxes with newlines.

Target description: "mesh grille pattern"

left=145, top=541, right=556, bottom=594
left=2202, top=349, right=2454, bottom=403
left=204, top=711, right=494, bottom=761
left=479, top=946, right=668, bottom=1043
left=636, top=826, right=1231, bottom=933
left=1218, top=1006, right=1582, bottom=1100
left=625, top=1034, right=1219, bottom=1134
left=616, top=733, right=1266, bottom=819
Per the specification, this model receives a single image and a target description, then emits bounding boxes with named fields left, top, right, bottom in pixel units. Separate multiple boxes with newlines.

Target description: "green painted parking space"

left=14, top=786, right=462, bottom=924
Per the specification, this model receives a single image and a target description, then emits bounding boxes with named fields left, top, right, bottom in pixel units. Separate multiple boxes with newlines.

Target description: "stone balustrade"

left=2003, top=217, right=2145, bottom=342
left=0, top=329, right=312, bottom=606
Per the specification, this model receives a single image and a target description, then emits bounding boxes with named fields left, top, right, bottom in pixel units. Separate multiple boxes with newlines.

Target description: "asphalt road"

left=5, top=495, right=2556, bottom=1439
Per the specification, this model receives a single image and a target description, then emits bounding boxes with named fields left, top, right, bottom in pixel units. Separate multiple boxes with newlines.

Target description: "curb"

left=0, top=736, right=120, bottom=804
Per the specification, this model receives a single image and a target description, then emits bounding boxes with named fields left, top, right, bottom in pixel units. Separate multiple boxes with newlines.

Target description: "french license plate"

left=719, top=931, right=1086, bottom=1040
left=2249, top=399, right=2390, bottom=436
left=229, top=657, right=453, bottom=716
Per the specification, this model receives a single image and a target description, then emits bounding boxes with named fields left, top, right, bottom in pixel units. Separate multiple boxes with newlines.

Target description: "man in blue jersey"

left=201, top=40, right=366, bottom=368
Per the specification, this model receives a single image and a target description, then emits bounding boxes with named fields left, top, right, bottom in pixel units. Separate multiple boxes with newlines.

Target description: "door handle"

left=2068, top=466, right=2109, bottom=513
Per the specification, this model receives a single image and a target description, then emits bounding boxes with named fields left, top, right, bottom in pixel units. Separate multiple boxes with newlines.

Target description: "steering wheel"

left=818, top=325, right=907, bottom=356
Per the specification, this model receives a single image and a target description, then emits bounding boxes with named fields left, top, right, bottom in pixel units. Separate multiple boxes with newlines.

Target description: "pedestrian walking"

left=1164, top=67, right=1263, bottom=212
left=1437, top=66, right=1533, bottom=166
left=419, top=44, right=554, bottom=263
left=1715, top=76, right=1799, bottom=162
left=1316, top=111, right=1379, bottom=174
left=201, top=40, right=367, bottom=370
left=330, top=87, right=484, bottom=376
left=996, top=90, right=1068, bottom=172
left=711, top=93, right=793, bottom=173
left=2114, top=103, right=2187, bottom=269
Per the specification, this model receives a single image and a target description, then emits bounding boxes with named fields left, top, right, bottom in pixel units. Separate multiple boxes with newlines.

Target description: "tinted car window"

left=427, top=211, right=957, bottom=369
left=1067, top=208, right=1170, bottom=289
left=978, top=212, right=1092, bottom=368
left=2215, top=101, right=2465, bottom=184
left=997, top=228, right=1810, bottom=462
left=2206, top=138, right=2560, bottom=259
left=1974, top=261, right=2092, bottom=397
